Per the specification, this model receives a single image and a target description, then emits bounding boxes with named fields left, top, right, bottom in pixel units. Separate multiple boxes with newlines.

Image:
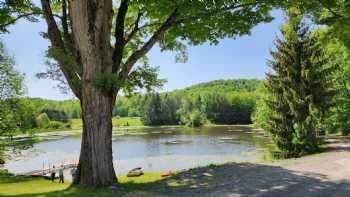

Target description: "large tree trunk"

left=77, top=89, right=116, bottom=185
left=69, top=0, right=116, bottom=186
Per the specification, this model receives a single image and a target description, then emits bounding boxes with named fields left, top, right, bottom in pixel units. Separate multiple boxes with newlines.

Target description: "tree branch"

left=124, top=12, right=142, bottom=45
left=316, top=0, right=343, bottom=18
left=62, top=0, right=72, bottom=45
left=0, top=11, right=62, bottom=32
left=112, top=0, right=129, bottom=73
left=119, top=8, right=178, bottom=82
left=41, top=0, right=81, bottom=98
left=118, top=1, right=261, bottom=83
left=135, top=1, right=261, bottom=34
left=176, top=1, right=263, bottom=24
left=41, top=0, right=65, bottom=50
left=63, top=0, right=82, bottom=76
left=0, top=13, right=33, bottom=31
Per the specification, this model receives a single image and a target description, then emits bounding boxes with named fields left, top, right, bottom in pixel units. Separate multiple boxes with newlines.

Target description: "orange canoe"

left=161, top=170, right=174, bottom=177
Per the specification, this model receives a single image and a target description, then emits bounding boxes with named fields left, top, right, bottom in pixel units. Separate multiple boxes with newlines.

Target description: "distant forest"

left=19, top=79, right=261, bottom=128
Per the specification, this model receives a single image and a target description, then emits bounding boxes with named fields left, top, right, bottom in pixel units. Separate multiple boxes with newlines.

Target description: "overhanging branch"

left=0, top=11, right=62, bottom=32
left=316, top=0, right=343, bottom=18
left=119, top=8, right=178, bottom=82
left=125, top=12, right=142, bottom=45
left=134, top=1, right=262, bottom=34
left=176, top=1, right=264, bottom=24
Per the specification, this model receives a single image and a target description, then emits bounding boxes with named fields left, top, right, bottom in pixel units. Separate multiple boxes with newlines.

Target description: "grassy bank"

left=70, top=117, right=143, bottom=130
left=19, top=117, right=250, bottom=135
left=0, top=172, right=165, bottom=197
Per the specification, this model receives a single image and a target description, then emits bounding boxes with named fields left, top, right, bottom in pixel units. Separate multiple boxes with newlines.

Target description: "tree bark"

left=77, top=89, right=116, bottom=186
left=69, top=0, right=116, bottom=186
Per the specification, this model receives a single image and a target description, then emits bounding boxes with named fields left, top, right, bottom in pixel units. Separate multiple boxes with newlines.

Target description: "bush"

left=49, top=121, right=71, bottom=129
left=35, top=113, right=50, bottom=128
left=188, top=110, right=205, bottom=127
left=0, top=169, right=9, bottom=176
left=0, top=155, right=5, bottom=165
left=48, top=121, right=66, bottom=129
left=41, top=109, right=69, bottom=122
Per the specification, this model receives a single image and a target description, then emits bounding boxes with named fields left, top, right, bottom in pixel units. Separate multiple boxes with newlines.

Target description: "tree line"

left=140, top=91, right=257, bottom=127
left=3, top=79, right=260, bottom=131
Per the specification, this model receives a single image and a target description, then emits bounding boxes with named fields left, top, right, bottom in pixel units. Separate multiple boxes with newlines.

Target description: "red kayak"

left=161, top=170, right=174, bottom=177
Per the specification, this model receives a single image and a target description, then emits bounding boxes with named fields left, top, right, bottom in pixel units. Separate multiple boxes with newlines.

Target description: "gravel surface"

left=122, top=138, right=350, bottom=197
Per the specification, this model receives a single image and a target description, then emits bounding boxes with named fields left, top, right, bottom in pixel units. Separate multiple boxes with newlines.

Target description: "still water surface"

left=5, top=126, right=269, bottom=175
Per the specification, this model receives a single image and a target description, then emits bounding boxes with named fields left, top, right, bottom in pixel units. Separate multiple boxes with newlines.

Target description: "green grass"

left=0, top=176, right=71, bottom=196
left=118, top=172, right=166, bottom=192
left=71, top=117, right=143, bottom=130
left=0, top=173, right=164, bottom=197
left=112, top=117, right=143, bottom=127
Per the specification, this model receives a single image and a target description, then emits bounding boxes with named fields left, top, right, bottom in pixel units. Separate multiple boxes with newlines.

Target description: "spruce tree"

left=265, top=8, right=335, bottom=157
left=141, top=93, right=163, bottom=125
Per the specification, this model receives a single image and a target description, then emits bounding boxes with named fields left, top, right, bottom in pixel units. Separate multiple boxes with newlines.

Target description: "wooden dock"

left=21, top=160, right=79, bottom=177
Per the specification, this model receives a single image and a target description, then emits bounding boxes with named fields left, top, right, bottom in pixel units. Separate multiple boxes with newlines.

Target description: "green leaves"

left=123, top=64, right=166, bottom=95
left=93, top=73, right=120, bottom=93
left=0, top=40, right=24, bottom=100
left=0, top=0, right=39, bottom=33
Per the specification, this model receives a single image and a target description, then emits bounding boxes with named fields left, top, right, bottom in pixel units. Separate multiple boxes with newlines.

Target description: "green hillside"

left=180, top=79, right=261, bottom=94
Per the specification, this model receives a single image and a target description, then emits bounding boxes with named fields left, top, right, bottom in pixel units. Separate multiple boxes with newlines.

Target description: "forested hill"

left=177, top=79, right=261, bottom=94
left=19, top=79, right=262, bottom=127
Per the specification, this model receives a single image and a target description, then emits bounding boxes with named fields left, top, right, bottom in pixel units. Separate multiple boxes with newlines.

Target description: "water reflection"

left=4, top=126, right=270, bottom=175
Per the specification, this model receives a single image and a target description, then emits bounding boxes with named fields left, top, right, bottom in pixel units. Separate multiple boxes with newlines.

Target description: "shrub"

left=48, top=121, right=71, bottom=129
left=188, top=110, right=205, bottom=127
left=0, top=169, right=9, bottom=176
left=35, top=113, right=50, bottom=128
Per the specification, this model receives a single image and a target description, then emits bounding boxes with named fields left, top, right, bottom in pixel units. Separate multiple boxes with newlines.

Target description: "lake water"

left=4, top=126, right=270, bottom=175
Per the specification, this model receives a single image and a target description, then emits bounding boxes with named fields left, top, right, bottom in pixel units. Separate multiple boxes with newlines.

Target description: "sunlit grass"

left=0, top=172, right=165, bottom=197
left=71, top=117, right=143, bottom=130
left=0, top=176, right=70, bottom=196
left=118, top=172, right=164, bottom=184
left=112, top=117, right=143, bottom=127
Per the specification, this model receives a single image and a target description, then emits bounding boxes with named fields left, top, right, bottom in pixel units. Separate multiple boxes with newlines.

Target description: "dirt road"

left=123, top=138, right=350, bottom=197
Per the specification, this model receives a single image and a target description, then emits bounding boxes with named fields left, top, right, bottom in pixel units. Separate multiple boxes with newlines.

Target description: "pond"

left=4, top=125, right=270, bottom=175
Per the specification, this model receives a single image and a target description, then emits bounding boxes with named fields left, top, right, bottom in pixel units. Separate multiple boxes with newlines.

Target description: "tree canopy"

left=0, top=40, right=25, bottom=136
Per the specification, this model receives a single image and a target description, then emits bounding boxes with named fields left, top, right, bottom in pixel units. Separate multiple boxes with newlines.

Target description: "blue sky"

left=1, top=10, right=284, bottom=100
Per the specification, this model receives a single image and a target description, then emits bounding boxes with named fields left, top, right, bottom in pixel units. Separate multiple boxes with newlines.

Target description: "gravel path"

left=123, top=138, right=350, bottom=197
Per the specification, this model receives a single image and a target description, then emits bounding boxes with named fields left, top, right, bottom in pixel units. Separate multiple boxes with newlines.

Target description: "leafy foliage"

left=122, top=65, right=167, bottom=95
left=32, top=0, right=277, bottom=99
left=0, top=40, right=25, bottom=136
left=35, top=113, right=50, bottom=128
left=0, top=0, right=38, bottom=33
left=93, top=73, right=120, bottom=93
left=304, top=0, right=350, bottom=49
left=315, top=29, right=350, bottom=135
left=0, top=41, right=23, bottom=100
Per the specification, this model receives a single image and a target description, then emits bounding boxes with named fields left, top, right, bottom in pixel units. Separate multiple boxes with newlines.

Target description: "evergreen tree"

left=265, top=8, right=336, bottom=157
left=141, top=93, right=162, bottom=125
left=161, top=94, right=179, bottom=125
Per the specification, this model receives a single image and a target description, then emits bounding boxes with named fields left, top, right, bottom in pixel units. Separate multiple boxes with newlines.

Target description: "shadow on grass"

left=2, top=162, right=350, bottom=197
